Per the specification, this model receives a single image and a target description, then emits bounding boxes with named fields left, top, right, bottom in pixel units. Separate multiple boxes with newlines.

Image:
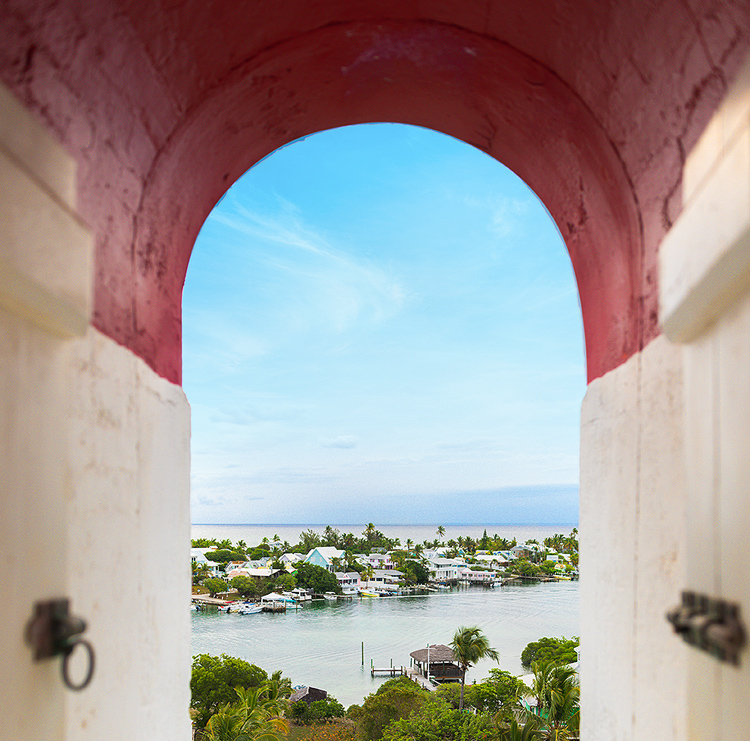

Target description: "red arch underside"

left=1, top=1, right=748, bottom=384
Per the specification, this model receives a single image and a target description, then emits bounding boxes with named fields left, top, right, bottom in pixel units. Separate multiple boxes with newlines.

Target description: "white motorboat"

left=238, top=603, right=262, bottom=615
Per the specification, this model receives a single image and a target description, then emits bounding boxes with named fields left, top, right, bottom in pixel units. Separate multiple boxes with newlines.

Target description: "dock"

left=371, top=666, right=404, bottom=677
left=369, top=666, right=437, bottom=692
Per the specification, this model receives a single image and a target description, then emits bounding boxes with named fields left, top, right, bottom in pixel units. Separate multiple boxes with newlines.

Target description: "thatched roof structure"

left=409, top=644, right=456, bottom=663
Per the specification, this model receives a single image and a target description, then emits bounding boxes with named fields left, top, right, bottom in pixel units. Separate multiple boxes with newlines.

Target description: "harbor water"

left=191, top=580, right=579, bottom=707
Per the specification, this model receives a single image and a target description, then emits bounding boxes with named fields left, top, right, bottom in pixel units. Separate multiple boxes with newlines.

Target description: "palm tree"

left=203, top=684, right=288, bottom=741
left=450, top=625, right=500, bottom=710
left=525, top=660, right=580, bottom=740
left=499, top=718, right=544, bottom=741
left=436, top=525, right=446, bottom=541
left=405, top=538, right=414, bottom=554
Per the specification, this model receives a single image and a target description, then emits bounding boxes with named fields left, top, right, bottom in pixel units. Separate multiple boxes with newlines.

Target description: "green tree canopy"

left=347, top=676, right=426, bottom=741
left=514, top=560, right=541, bottom=577
left=204, top=577, right=229, bottom=597
left=290, top=695, right=345, bottom=725
left=190, top=654, right=269, bottom=729
left=382, top=695, right=497, bottom=741
left=520, top=637, right=579, bottom=671
left=205, top=549, right=247, bottom=564
left=230, top=576, right=255, bottom=598
left=294, top=561, right=341, bottom=594
left=469, top=669, right=527, bottom=719
left=403, top=559, right=430, bottom=585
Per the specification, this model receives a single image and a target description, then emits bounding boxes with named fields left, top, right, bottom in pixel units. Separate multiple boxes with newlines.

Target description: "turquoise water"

left=191, top=580, right=579, bottom=707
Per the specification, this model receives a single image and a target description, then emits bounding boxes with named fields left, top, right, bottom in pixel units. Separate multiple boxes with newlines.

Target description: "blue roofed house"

left=304, top=546, right=346, bottom=572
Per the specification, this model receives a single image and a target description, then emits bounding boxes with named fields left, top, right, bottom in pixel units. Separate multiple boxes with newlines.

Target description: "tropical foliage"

left=290, top=696, right=346, bottom=724
left=190, top=654, right=270, bottom=729
left=346, top=676, right=426, bottom=741
left=202, top=684, right=289, bottom=741
left=294, top=561, right=341, bottom=594
left=203, top=577, right=229, bottom=597
left=524, top=660, right=580, bottom=739
left=520, top=638, right=579, bottom=671
left=449, top=626, right=500, bottom=709
left=382, top=695, right=498, bottom=741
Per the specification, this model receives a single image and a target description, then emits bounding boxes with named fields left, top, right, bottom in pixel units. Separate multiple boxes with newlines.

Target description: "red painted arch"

left=1, top=1, right=748, bottom=384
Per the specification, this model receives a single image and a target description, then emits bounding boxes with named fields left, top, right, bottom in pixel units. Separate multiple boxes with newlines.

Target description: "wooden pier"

left=369, top=666, right=437, bottom=692
left=371, top=666, right=405, bottom=677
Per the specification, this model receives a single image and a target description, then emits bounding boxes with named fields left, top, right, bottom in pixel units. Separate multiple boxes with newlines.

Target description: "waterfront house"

left=510, top=544, right=538, bottom=560
left=190, top=548, right=223, bottom=578
left=280, top=552, right=305, bottom=566
left=474, top=553, right=508, bottom=567
left=460, top=567, right=497, bottom=583
left=335, top=571, right=361, bottom=594
left=427, top=557, right=465, bottom=582
left=359, top=552, right=395, bottom=570
left=304, top=546, right=346, bottom=572
left=362, top=568, right=403, bottom=592
left=409, top=644, right=463, bottom=683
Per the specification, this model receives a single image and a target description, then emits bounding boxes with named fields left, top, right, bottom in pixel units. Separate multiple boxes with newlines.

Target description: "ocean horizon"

left=190, top=522, right=578, bottom=546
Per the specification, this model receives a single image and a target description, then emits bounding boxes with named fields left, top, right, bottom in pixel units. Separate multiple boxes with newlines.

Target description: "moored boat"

left=238, top=603, right=262, bottom=615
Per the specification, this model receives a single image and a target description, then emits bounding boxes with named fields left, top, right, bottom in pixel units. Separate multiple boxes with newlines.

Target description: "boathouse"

left=410, top=645, right=463, bottom=683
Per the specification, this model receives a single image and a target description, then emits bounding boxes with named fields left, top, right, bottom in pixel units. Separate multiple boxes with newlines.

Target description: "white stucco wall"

left=64, top=329, right=192, bottom=740
left=580, top=334, right=688, bottom=740
left=660, top=55, right=750, bottom=741
left=0, top=82, right=192, bottom=740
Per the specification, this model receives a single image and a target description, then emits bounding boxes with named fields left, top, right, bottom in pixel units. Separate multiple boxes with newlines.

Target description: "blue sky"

left=183, top=124, right=585, bottom=525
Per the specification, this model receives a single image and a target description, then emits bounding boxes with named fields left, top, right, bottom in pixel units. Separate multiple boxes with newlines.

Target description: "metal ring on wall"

left=62, top=638, right=95, bottom=691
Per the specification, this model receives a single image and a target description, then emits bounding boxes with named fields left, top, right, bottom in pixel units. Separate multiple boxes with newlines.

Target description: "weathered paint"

left=1, top=1, right=748, bottom=384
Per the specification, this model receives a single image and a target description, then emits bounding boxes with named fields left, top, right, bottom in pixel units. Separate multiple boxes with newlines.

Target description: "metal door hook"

left=667, top=591, right=745, bottom=665
left=25, top=598, right=95, bottom=690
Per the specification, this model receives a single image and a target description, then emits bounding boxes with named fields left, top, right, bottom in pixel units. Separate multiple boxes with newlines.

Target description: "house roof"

left=409, top=644, right=457, bottom=663
left=290, top=686, right=327, bottom=704
left=306, top=547, right=345, bottom=562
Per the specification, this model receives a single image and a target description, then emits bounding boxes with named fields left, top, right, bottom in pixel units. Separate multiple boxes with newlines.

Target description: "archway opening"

left=184, top=123, right=584, bottom=705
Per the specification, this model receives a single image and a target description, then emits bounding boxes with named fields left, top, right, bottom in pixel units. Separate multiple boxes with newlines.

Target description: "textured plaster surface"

left=65, top=329, right=192, bottom=740
left=580, top=335, right=687, bottom=740
left=1, top=1, right=748, bottom=383
left=0, top=311, right=68, bottom=741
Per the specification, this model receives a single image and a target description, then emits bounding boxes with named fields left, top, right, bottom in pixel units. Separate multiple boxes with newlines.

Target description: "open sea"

left=190, top=524, right=579, bottom=707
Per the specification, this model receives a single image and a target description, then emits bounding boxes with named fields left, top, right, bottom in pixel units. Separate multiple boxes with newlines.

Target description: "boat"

left=323, top=592, right=338, bottom=601
left=288, top=588, right=312, bottom=601
left=359, top=589, right=380, bottom=597
left=238, top=603, right=262, bottom=615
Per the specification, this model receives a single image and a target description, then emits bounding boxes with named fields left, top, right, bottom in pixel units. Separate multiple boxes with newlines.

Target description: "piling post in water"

left=362, top=642, right=364, bottom=666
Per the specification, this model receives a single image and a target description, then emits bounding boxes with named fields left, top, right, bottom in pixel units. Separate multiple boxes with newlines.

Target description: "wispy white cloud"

left=461, top=194, right=531, bottom=239
left=211, top=195, right=407, bottom=333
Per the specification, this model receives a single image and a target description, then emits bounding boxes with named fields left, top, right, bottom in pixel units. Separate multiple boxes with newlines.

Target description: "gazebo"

left=409, top=644, right=463, bottom=683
